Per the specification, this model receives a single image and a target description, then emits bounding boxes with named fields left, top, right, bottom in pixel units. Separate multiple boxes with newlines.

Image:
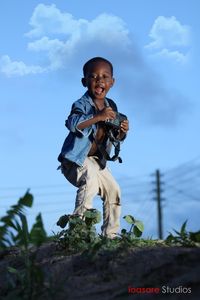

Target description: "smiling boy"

left=58, top=57, right=129, bottom=238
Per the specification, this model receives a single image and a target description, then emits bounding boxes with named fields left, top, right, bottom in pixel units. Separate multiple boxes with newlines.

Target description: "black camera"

left=105, top=112, right=127, bottom=129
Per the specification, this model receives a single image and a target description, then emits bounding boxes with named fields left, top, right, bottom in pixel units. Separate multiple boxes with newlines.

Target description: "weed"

left=56, top=209, right=101, bottom=253
left=56, top=211, right=145, bottom=256
left=166, top=220, right=200, bottom=247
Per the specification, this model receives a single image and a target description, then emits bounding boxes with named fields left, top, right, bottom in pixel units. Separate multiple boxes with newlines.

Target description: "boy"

left=57, top=57, right=129, bottom=238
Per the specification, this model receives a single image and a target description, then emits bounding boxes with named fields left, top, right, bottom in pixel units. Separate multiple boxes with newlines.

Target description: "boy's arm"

left=77, top=107, right=116, bottom=130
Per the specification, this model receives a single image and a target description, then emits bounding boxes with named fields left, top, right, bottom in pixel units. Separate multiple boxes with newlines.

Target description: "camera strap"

left=93, top=130, right=122, bottom=163
left=107, top=130, right=123, bottom=163
left=92, top=97, right=123, bottom=163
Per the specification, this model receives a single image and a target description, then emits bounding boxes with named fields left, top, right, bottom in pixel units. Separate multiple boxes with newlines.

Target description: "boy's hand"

left=117, top=119, right=129, bottom=140
left=97, top=107, right=116, bottom=121
left=120, top=119, right=129, bottom=133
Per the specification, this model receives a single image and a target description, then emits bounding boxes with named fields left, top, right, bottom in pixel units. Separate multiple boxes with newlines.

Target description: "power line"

left=0, top=199, right=74, bottom=210
left=163, top=155, right=200, bottom=175
left=116, top=172, right=151, bottom=182
left=130, top=197, right=153, bottom=217
left=0, top=183, right=70, bottom=191
left=27, top=209, right=71, bottom=215
left=0, top=190, right=75, bottom=200
left=164, top=166, right=200, bottom=183
left=120, top=181, right=150, bottom=188
left=164, top=182, right=200, bottom=202
left=0, top=172, right=152, bottom=192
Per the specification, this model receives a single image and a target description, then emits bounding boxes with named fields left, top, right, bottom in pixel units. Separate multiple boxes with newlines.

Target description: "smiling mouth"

left=95, top=86, right=105, bottom=95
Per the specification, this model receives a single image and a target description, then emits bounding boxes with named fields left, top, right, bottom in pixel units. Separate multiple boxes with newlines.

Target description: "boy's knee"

left=112, top=183, right=121, bottom=199
left=115, top=195, right=121, bottom=206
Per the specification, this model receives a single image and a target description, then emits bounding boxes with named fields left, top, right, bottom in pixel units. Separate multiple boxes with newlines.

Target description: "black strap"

left=93, top=97, right=123, bottom=163
left=94, top=129, right=122, bottom=163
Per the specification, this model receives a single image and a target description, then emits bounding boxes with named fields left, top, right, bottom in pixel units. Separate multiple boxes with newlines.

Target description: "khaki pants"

left=61, top=156, right=121, bottom=238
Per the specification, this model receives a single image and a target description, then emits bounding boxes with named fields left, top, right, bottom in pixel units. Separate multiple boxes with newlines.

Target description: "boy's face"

left=82, top=61, right=115, bottom=101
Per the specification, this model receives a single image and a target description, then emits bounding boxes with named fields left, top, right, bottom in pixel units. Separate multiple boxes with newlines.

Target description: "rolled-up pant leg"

left=97, top=166, right=121, bottom=238
left=61, top=157, right=121, bottom=238
left=73, top=157, right=100, bottom=215
left=61, top=157, right=99, bottom=215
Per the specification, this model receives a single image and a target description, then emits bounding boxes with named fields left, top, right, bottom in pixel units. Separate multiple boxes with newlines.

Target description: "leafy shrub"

left=56, top=210, right=145, bottom=254
left=56, top=209, right=101, bottom=253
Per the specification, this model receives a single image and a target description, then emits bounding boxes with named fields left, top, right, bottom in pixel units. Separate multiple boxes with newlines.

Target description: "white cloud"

left=146, top=16, right=190, bottom=49
left=1, top=4, right=131, bottom=76
left=25, top=3, right=83, bottom=38
left=25, top=3, right=130, bottom=45
left=28, top=37, right=67, bottom=70
left=145, top=16, right=190, bottom=63
left=155, top=48, right=188, bottom=64
left=24, top=5, right=131, bottom=72
left=0, top=5, right=191, bottom=125
left=0, top=55, right=45, bottom=77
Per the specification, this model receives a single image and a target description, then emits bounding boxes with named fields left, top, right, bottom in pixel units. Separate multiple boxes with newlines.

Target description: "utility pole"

left=155, top=169, right=163, bottom=239
left=154, top=170, right=163, bottom=240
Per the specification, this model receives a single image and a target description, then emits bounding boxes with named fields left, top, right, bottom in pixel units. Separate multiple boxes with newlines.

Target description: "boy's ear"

left=81, top=77, right=87, bottom=87
left=110, top=77, right=115, bottom=87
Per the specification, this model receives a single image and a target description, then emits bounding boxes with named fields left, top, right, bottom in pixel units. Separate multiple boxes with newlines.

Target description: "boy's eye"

left=89, top=74, right=97, bottom=79
left=87, top=74, right=112, bottom=81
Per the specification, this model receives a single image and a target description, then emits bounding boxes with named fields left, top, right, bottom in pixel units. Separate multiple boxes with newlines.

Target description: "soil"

left=0, top=242, right=199, bottom=300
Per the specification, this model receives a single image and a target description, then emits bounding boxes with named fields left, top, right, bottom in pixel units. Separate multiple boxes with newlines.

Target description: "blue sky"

left=0, top=0, right=200, bottom=238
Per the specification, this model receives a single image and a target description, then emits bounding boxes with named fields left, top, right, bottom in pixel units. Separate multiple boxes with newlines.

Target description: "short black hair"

left=83, top=57, right=113, bottom=77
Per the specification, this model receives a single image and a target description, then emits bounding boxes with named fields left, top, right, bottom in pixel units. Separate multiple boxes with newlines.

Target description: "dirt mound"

left=0, top=243, right=199, bottom=299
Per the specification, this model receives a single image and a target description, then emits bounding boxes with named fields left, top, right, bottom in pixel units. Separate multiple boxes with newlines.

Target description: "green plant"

left=0, top=190, right=47, bottom=249
left=56, top=211, right=145, bottom=255
left=120, top=215, right=144, bottom=240
left=0, top=190, right=33, bottom=249
left=6, top=255, right=44, bottom=300
left=0, top=191, right=48, bottom=299
left=166, top=220, right=200, bottom=247
left=57, top=209, right=101, bottom=253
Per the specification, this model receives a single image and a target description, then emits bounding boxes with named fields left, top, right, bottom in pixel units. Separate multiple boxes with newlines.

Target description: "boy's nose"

left=96, top=75, right=104, bottom=82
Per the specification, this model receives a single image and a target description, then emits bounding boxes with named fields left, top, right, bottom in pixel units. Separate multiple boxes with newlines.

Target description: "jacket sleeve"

left=65, top=100, right=94, bottom=137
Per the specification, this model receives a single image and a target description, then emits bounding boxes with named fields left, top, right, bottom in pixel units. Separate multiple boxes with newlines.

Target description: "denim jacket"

left=58, top=92, right=123, bottom=167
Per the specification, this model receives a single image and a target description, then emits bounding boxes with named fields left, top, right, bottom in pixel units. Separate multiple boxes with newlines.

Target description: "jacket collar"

left=83, top=91, right=109, bottom=107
